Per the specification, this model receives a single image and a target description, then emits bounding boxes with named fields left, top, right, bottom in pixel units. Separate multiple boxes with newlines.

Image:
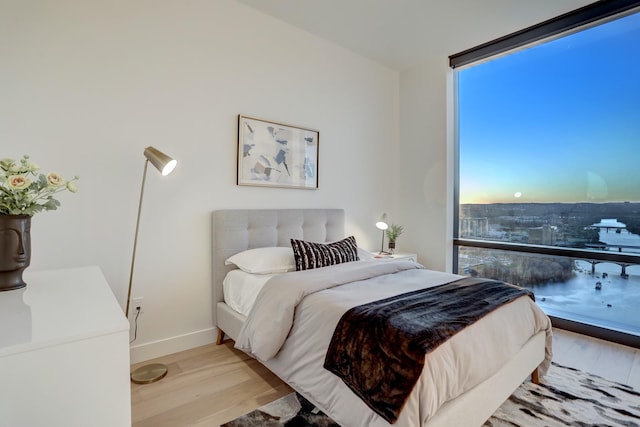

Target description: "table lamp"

left=376, top=213, right=390, bottom=255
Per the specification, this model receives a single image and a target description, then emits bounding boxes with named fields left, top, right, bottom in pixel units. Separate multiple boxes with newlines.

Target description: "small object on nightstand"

left=372, top=252, right=417, bottom=263
left=386, top=224, right=404, bottom=254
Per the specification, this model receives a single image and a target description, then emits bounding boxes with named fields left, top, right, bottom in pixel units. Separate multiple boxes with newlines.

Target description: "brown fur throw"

left=323, top=277, right=533, bottom=423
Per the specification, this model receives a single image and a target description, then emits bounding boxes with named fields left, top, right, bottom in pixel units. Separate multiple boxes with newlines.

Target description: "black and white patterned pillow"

left=290, top=236, right=360, bottom=271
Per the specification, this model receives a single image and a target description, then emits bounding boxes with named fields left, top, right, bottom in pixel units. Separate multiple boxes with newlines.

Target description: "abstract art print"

left=237, top=115, right=319, bottom=189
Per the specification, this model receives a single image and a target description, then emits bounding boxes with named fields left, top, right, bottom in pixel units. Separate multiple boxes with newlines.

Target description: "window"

left=451, top=3, right=640, bottom=346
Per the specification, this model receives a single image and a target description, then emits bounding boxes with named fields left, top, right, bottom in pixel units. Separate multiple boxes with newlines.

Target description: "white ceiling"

left=235, top=0, right=595, bottom=71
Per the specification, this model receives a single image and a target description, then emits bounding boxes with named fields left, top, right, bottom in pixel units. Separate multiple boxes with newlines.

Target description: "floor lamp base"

left=130, top=363, right=168, bottom=384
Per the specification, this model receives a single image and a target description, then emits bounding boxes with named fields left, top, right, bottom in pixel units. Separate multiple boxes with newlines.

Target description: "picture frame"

left=237, top=115, right=319, bottom=189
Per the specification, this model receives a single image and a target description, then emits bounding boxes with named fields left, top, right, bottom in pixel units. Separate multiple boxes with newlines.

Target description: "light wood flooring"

left=131, top=328, right=640, bottom=426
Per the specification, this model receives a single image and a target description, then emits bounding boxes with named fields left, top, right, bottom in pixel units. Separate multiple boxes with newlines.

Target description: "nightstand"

left=372, top=252, right=418, bottom=263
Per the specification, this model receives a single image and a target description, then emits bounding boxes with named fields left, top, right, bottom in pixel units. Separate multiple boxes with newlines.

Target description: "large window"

left=452, top=4, right=640, bottom=345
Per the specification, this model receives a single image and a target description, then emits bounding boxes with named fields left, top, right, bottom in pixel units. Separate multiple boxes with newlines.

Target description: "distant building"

left=460, top=217, right=489, bottom=237
left=528, top=224, right=557, bottom=245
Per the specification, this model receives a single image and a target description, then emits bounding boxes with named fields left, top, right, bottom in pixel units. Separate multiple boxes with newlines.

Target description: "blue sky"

left=458, top=11, right=640, bottom=204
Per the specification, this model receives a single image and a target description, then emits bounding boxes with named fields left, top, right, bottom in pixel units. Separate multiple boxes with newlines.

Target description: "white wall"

left=397, top=58, right=452, bottom=272
left=0, top=0, right=399, bottom=361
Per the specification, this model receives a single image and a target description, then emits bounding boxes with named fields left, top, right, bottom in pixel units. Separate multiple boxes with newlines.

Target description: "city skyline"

left=458, top=10, right=640, bottom=205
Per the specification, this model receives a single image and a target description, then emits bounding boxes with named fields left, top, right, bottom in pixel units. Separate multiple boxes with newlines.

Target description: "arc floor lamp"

left=127, top=146, right=177, bottom=384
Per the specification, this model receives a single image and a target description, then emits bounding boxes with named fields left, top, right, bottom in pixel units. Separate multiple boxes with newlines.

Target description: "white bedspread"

left=235, top=260, right=553, bottom=426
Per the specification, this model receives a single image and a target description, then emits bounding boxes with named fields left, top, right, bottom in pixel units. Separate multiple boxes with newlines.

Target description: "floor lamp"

left=376, top=213, right=391, bottom=255
left=127, top=146, right=177, bottom=384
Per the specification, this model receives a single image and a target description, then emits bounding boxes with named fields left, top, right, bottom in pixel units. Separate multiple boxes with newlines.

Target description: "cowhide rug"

left=222, top=362, right=640, bottom=427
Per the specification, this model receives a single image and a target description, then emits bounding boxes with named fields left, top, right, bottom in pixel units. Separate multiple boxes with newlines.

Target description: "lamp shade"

left=144, top=146, right=177, bottom=176
left=376, top=213, right=388, bottom=230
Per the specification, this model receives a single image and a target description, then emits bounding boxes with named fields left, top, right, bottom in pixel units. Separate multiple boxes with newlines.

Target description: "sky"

left=458, top=10, right=640, bottom=204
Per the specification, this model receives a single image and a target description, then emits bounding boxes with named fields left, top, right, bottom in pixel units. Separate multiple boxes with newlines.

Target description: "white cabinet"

left=0, top=266, right=131, bottom=427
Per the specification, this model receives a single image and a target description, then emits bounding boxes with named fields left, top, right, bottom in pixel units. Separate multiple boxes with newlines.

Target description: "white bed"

left=212, top=209, right=552, bottom=427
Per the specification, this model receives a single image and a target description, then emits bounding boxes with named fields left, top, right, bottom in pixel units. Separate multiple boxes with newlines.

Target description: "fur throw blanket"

left=324, top=277, right=533, bottom=423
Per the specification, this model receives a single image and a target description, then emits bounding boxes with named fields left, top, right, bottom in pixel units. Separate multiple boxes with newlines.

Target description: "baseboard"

left=129, top=327, right=218, bottom=364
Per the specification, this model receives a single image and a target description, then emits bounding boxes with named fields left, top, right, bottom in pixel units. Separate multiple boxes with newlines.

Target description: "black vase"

left=0, top=215, right=31, bottom=291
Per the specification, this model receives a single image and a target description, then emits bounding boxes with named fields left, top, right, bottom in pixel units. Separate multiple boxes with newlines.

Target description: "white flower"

left=66, top=180, right=79, bottom=193
left=0, top=158, right=20, bottom=173
left=24, top=161, right=39, bottom=172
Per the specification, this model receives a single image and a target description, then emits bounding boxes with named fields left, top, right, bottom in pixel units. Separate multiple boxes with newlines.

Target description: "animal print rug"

left=222, top=362, right=640, bottom=426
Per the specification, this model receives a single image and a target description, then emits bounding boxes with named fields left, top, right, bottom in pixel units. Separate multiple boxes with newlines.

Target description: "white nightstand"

left=372, top=252, right=418, bottom=263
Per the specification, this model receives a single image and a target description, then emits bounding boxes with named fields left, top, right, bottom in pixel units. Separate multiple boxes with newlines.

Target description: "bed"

left=212, top=208, right=552, bottom=427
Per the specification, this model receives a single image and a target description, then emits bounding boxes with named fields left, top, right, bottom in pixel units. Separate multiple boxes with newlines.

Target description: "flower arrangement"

left=0, top=155, right=79, bottom=216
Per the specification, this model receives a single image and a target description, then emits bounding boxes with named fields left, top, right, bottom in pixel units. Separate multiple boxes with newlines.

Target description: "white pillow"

left=357, top=247, right=375, bottom=259
left=225, top=247, right=296, bottom=274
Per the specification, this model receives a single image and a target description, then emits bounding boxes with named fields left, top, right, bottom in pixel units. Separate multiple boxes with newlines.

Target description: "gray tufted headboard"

left=211, top=209, right=345, bottom=317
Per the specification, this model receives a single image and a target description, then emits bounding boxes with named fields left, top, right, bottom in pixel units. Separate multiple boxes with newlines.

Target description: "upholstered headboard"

left=212, top=209, right=345, bottom=312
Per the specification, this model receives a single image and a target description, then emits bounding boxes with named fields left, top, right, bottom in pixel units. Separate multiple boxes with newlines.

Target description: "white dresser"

left=0, top=266, right=131, bottom=427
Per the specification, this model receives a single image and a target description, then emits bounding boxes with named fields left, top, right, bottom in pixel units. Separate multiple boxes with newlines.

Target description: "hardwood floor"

left=130, top=342, right=292, bottom=426
left=551, top=328, right=640, bottom=389
left=131, top=328, right=640, bottom=426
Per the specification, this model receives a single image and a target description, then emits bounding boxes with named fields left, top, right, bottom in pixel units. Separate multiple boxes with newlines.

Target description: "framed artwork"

left=237, top=115, right=319, bottom=189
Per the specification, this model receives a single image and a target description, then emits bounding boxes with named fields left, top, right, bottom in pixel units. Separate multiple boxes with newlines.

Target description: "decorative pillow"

left=290, top=236, right=360, bottom=271
left=225, top=247, right=295, bottom=274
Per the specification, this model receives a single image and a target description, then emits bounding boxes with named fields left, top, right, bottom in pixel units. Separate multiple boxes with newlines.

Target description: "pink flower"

left=7, top=175, right=30, bottom=190
left=47, top=172, right=63, bottom=187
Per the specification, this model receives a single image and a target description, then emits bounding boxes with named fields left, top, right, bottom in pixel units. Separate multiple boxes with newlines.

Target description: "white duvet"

left=235, top=260, right=553, bottom=426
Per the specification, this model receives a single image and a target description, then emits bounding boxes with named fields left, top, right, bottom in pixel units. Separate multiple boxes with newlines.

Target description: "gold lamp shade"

left=144, top=146, right=177, bottom=176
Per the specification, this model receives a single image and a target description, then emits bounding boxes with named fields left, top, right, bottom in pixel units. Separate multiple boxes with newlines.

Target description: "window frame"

left=450, top=0, right=640, bottom=349
left=449, top=0, right=640, bottom=69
